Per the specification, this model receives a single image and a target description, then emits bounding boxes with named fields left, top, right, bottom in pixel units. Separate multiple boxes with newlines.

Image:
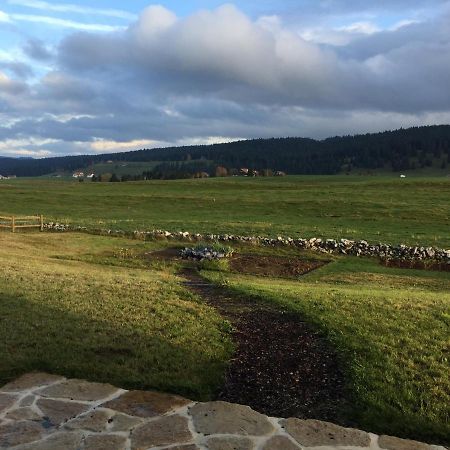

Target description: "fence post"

left=40, top=214, right=44, bottom=231
left=11, top=216, right=15, bottom=233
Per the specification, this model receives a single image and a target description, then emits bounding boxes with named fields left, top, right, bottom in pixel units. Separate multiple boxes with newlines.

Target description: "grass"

left=0, top=232, right=232, bottom=400
left=0, top=175, right=449, bottom=247
left=201, top=257, right=450, bottom=444
left=0, top=174, right=449, bottom=444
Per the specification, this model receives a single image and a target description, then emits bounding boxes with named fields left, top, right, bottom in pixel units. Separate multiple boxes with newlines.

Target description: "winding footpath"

left=181, top=268, right=347, bottom=423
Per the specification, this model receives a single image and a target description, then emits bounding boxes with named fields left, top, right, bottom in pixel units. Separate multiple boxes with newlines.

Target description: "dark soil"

left=149, top=248, right=328, bottom=279
left=230, top=254, right=327, bottom=278
left=180, top=267, right=350, bottom=423
left=381, top=259, right=450, bottom=272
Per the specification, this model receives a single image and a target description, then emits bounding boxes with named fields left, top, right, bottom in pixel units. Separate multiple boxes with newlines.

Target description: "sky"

left=0, top=0, right=449, bottom=157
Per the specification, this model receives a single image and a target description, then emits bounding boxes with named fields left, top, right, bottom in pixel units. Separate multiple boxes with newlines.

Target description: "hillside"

left=1, top=125, right=450, bottom=178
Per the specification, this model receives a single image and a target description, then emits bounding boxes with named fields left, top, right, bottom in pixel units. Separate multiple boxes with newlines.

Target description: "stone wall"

left=43, top=222, right=450, bottom=265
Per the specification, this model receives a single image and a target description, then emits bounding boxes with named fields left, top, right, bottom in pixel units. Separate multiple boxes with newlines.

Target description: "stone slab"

left=83, top=434, right=128, bottom=450
left=190, top=401, right=274, bottom=436
left=19, top=396, right=36, bottom=407
left=0, top=421, right=44, bottom=448
left=379, top=435, right=434, bottom=450
left=38, top=379, right=119, bottom=402
left=12, top=431, right=83, bottom=450
left=207, top=436, right=255, bottom=450
left=6, top=407, right=42, bottom=421
left=282, top=418, right=371, bottom=448
left=102, top=389, right=190, bottom=418
left=65, top=409, right=111, bottom=432
left=0, top=373, right=64, bottom=392
left=109, top=412, right=143, bottom=432
left=131, top=415, right=192, bottom=449
left=262, top=435, right=301, bottom=450
left=0, top=393, right=17, bottom=414
left=36, top=398, right=89, bottom=426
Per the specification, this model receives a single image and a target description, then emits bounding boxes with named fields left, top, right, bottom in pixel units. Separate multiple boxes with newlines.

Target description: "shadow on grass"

left=0, top=293, right=227, bottom=401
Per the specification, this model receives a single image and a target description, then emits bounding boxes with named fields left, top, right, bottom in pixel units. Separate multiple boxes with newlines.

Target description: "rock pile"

left=180, top=247, right=231, bottom=261
left=43, top=223, right=450, bottom=265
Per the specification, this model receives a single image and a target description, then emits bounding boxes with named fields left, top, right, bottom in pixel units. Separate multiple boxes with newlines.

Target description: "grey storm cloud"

left=55, top=4, right=450, bottom=112
left=22, top=39, right=53, bottom=61
left=1, top=2, right=450, bottom=156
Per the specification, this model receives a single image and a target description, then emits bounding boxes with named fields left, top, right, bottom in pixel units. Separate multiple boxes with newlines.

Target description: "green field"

left=0, top=233, right=232, bottom=399
left=0, top=176, right=449, bottom=445
left=0, top=175, right=449, bottom=247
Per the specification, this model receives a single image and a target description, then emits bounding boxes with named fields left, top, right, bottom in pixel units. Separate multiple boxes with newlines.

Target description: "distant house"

left=400, top=174, right=406, bottom=178
left=72, top=172, right=84, bottom=178
left=86, top=173, right=95, bottom=179
left=239, top=168, right=249, bottom=176
left=275, top=171, right=287, bottom=177
left=0, top=175, right=5, bottom=180
left=251, top=170, right=259, bottom=177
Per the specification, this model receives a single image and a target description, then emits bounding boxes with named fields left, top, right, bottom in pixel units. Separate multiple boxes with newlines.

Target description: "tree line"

left=1, top=125, right=450, bottom=177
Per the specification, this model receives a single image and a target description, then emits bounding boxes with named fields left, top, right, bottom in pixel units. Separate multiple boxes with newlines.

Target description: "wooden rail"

left=0, top=215, right=44, bottom=232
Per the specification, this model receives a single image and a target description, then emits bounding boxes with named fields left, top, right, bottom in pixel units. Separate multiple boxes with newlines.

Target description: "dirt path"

left=181, top=267, right=350, bottom=423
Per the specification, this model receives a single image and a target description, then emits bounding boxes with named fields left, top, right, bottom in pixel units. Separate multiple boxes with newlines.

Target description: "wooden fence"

left=0, top=215, right=44, bottom=233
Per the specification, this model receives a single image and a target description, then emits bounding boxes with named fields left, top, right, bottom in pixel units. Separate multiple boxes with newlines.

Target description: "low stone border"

left=43, top=222, right=450, bottom=264
left=0, top=373, right=446, bottom=449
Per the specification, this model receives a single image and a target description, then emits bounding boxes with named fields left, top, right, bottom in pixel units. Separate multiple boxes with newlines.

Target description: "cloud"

left=7, top=0, right=136, bottom=21
left=23, top=39, right=53, bottom=60
left=0, top=3, right=449, bottom=157
left=11, top=13, right=125, bottom=31
left=0, top=10, right=12, bottom=22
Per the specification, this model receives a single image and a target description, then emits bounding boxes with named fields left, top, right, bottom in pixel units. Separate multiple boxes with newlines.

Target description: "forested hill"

left=1, top=125, right=450, bottom=177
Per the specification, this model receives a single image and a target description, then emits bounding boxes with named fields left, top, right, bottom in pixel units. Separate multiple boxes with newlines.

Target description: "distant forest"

left=1, top=125, right=450, bottom=178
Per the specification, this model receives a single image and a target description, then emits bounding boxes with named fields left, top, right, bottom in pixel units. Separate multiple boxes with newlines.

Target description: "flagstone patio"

left=0, top=373, right=446, bottom=450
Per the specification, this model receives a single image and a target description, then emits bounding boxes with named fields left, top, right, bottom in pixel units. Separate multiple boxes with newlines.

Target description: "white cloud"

left=11, top=13, right=125, bottom=31
left=337, top=21, right=380, bottom=34
left=7, top=0, right=136, bottom=20
left=90, top=138, right=169, bottom=153
left=0, top=10, right=12, bottom=22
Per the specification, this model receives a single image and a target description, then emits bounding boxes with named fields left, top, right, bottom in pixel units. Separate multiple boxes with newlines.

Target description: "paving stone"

left=131, top=415, right=192, bottom=449
left=65, top=409, right=111, bottom=432
left=0, top=393, right=17, bottom=414
left=36, top=398, right=89, bottom=426
left=38, top=379, right=119, bottom=402
left=109, top=412, right=143, bottom=432
left=379, top=435, right=433, bottom=450
left=0, top=421, right=44, bottom=448
left=169, top=446, right=201, bottom=450
left=6, top=408, right=42, bottom=421
left=102, top=390, right=190, bottom=418
left=190, top=401, right=274, bottom=436
left=83, top=434, right=127, bottom=450
left=13, top=431, right=83, bottom=450
left=19, top=396, right=36, bottom=407
left=262, top=435, right=301, bottom=450
left=282, top=418, right=371, bottom=447
left=0, top=373, right=64, bottom=392
left=207, top=436, right=255, bottom=450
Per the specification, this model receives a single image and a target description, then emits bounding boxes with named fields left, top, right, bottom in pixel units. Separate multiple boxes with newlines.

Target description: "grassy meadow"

left=0, top=175, right=449, bottom=445
left=0, top=232, right=232, bottom=399
left=0, top=175, right=449, bottom=247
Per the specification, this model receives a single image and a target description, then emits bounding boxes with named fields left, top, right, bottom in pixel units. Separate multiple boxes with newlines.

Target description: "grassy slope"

left=0, top=233, right=232, bottom=399
left=0, top=176, right=449, bottom=247
left=202, top=258, right=450, bottom=444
